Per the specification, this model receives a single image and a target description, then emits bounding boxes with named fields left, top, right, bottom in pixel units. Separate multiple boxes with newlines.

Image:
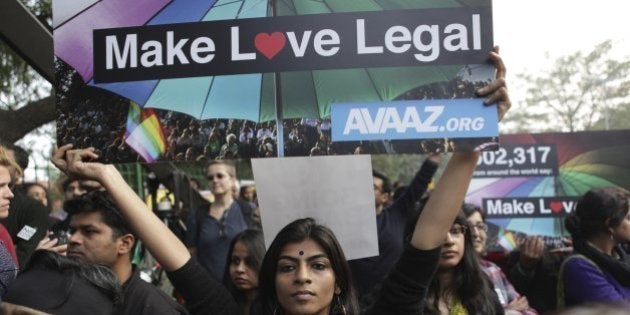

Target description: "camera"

left=52, top=230, right=69, bottom=246
left=543, top=236, right=565, bottom=250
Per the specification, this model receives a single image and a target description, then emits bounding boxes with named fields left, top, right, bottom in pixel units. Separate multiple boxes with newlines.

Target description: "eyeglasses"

left=468, top=223, right=488, bottom=232
left=448, top=225, right=468, bottom=237
left=469, top=223, right=488, bottom=232
left=207, top=173, right=227, bottom=181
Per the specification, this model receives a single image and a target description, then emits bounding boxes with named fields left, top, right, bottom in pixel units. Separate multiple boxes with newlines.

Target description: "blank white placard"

left=252, top=155, right=378, bottom=260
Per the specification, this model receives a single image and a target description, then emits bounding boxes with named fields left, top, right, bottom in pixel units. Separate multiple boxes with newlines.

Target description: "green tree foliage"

left=509, top=40, right=630, bottom=133
left=0, top=0, right=51, bottom=103
left=591, top=96, right=630, bottom=130
left=0, top=0, right=53, bottom=143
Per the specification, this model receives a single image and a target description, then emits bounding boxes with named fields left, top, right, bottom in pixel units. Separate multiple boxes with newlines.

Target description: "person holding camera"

left=502, top=234, right=572, bottom=313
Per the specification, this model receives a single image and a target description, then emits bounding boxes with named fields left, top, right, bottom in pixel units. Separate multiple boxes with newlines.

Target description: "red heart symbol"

left=255, top=32, right=286, bottom=60
left=549, top=201, right=563, bottom=213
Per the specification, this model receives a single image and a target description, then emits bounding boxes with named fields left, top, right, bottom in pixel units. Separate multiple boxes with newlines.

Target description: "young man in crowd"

left=65, top=190, right=187, bottom=315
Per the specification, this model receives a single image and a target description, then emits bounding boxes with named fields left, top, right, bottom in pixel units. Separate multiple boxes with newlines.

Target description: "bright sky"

left=493, top=0, right=629, bottom=106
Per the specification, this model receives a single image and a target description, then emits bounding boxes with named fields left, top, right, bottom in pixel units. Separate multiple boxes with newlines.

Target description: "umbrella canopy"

left=54, top=0, right=479, bottom=122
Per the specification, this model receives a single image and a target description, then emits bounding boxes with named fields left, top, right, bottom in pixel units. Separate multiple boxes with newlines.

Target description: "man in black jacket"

left=349, top=154, right=440, bottom=298
left=66, top=190, right=187, bottom=315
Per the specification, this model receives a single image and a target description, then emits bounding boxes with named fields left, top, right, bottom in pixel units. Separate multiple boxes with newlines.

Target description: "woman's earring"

left=332, top=294, right=347, bottom=315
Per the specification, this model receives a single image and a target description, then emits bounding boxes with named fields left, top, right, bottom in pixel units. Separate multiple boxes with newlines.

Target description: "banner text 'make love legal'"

left=93, top=6, right=493, bottom=83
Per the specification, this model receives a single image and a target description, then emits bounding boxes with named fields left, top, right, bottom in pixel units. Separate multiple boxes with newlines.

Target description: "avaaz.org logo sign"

left=482, top=197, right=579, bottom=219
left=330, top=99, right=497, bottom=141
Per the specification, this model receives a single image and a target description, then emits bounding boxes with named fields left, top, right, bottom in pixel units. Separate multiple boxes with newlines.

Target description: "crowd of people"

left=57, top=73, right=500, bottom=165
left=0, top=49, right=628, bottom=315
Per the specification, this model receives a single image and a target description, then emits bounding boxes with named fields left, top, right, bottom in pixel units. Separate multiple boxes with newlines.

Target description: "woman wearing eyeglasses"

left=462, top=203, right=537, bottom=315
left=184, top=160, right=255, bottom=281
left=419, top=211, right=502, bottom=315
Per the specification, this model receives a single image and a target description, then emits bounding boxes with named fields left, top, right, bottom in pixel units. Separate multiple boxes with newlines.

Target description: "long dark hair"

left=257, top=218, right=359, bottom=315
left=565, top=187, right=630, bottom=241
left=224, top=229, right=265, bottom=304
left=461, top=203, right=484, bottom=220
left=425, top=212, right=500, bottom=315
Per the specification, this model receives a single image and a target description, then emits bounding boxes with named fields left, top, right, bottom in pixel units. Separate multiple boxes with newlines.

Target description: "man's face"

left=0, top=167, right=14, bottom=219
left=372, top=176, right=389, bottom=208
left=67, top=212, right=122, bottom=267
left=65, top=180, right=86, bottom=200
left=185, top=148, right=194, bottom=160
left=26, top=184, right=48, bottom=207
left=241, top=186, right=255, bottom=202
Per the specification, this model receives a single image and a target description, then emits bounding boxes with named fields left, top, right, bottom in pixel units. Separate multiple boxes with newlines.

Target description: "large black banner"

left=94, top=7, right=493, bottom=82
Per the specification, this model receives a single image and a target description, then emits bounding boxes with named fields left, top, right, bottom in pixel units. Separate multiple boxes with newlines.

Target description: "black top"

left=120, top=267, right=188, bottom=315
left=505, top=250, right=565, bottom=312
left=367, top=243, right=441, bottom=315
left=349, top=159, right=438, bottom=296
left=3, top=251, right=117, bottom=315
left=166, top=258, right=240, bottom=315
left=0, top=191, right=49, bottom=267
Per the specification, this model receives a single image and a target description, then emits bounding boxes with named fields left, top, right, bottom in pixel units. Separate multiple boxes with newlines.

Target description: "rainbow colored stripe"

left=124, top=102, right=167, bottom=163
left=497, top=229, right=518, bottom=251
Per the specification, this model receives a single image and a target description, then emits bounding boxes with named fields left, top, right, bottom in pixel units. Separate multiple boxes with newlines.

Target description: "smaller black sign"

left=483, top=197, right=578, bottom=218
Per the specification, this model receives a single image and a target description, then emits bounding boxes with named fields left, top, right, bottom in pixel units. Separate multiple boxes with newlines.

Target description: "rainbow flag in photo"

left=497, top=229, right=518, bottom=251
left=125, top=101, right=142, bottom=136
left=124, top=102, right=167, bottom=163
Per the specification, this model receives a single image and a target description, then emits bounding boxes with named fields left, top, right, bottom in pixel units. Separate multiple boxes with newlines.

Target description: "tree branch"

left=0, top=95, right=55, bottom=142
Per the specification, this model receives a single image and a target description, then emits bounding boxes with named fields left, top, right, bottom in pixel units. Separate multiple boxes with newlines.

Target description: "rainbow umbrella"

left=53, top=0, right=485, bottom=122
left=556, top=146, right=630, bottom=195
